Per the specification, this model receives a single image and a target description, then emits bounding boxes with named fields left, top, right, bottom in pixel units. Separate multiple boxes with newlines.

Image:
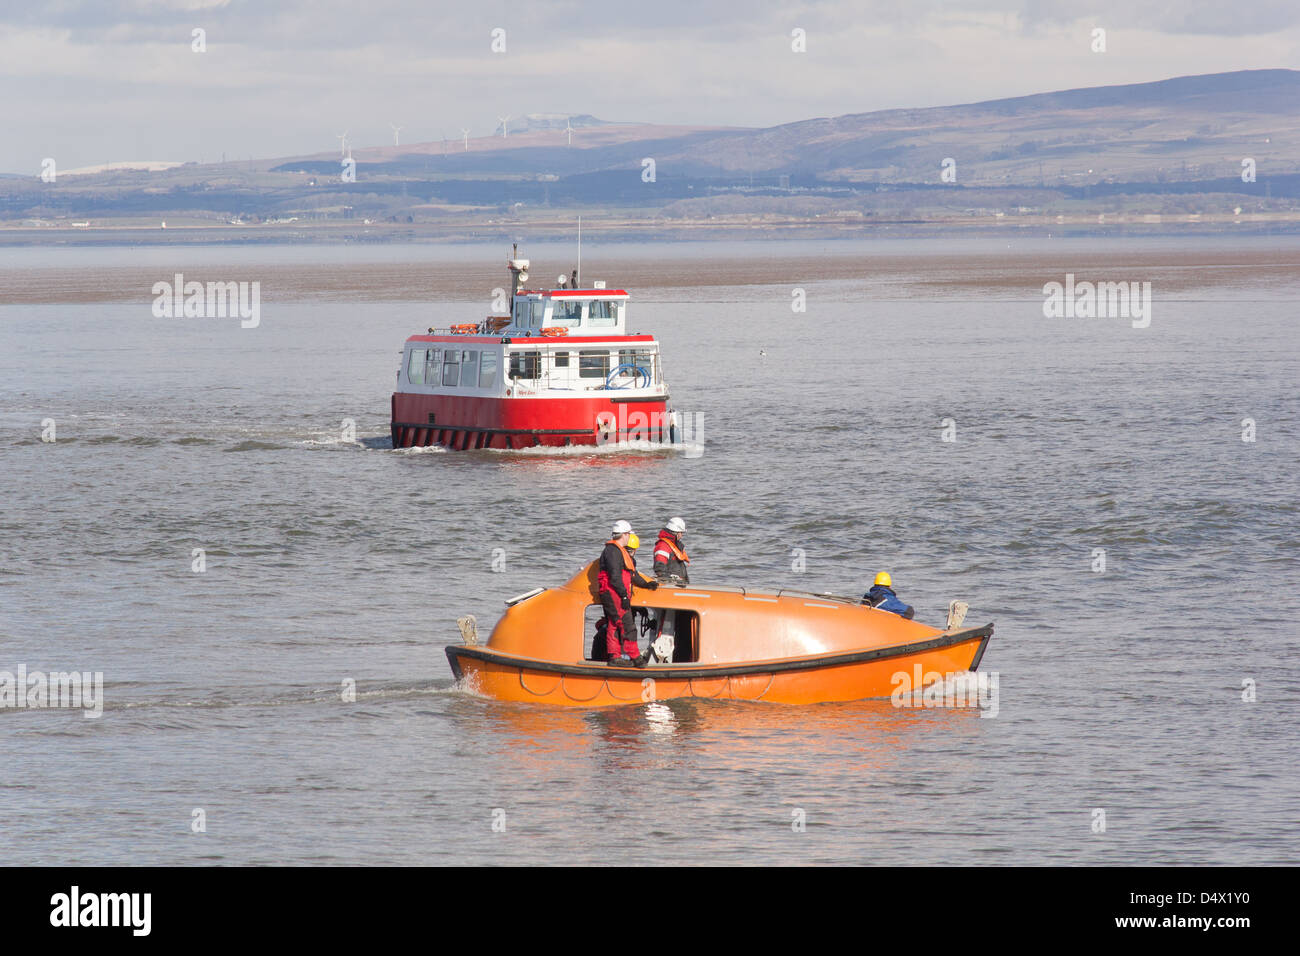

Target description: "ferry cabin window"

left=461, top=350, right=479, bottom=387
left=551, top=301, right=581, bottom=327
left=618, top=349, right=655, bottom=378
left=587, top=300, right=616, bottom=327
left=442, top=350, right=460, bottom=386
left=407, top=349, right=427, bottom=385
left=554, top=351, right=570, bottom=368
left=579, top=350, right=611, bottom=379
left=478, top=350, right=498, bottom=389
left=509, top=350, right=540, bottom=380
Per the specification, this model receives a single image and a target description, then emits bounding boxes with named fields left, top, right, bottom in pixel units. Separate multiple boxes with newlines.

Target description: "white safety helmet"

left=666, top=517, right=686, bottom=534
left=611, top=519, right=632, bottom=536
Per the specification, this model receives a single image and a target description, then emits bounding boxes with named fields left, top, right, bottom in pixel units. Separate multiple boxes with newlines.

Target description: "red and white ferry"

left=390, top=248, right=678, bottom=451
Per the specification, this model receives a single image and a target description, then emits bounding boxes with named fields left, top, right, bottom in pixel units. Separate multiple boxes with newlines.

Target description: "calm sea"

left=1, top=236, right=1296, bottom=864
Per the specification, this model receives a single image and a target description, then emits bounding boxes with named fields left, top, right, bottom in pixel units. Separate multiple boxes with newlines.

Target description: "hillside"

left=3, top=70, right=1298, bottom=237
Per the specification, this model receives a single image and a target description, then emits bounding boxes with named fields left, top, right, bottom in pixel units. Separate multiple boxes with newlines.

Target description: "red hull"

left=390, top=392, right=672, bottom=450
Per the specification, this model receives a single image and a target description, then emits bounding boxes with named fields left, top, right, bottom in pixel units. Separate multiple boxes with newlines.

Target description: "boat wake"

left=495, top=439, right=700, bottom=458
left=74, top=680, right=461, bottom=716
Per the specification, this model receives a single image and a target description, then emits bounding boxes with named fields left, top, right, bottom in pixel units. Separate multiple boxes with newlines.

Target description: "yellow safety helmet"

left=628, top=533, right=641, bottom=550
left=874, top=571, right=892, bottom=587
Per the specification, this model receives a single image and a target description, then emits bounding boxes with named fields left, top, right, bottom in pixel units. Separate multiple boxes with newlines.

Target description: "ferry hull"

left=391, top=392, right=672, bottom=450
left=446, top=625, right=992, bottom=707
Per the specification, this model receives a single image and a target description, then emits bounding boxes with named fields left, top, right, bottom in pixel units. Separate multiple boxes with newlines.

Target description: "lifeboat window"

left=578, top=350, right=610, bottom=379
left=551, top=301, right=581, bottom=327
left=478, top=351, right=498, bottom=388
left=441, top=351, right=460, bottom=386
left=554, top=351, right=570, bottom=368
left=424, top=349, right=441, bottom=384
left=461, top=350, right=479, bottom=387
left=587, top=300, right=616, bottom=327
left=509, top=350, right=540, bottom=379
left=583, top=605, right=700, bottom=663
left=407, top=349, right=427, bottom=385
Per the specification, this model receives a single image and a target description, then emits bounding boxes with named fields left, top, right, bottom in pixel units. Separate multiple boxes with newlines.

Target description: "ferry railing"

left=506, top=361, right=660, bottom=395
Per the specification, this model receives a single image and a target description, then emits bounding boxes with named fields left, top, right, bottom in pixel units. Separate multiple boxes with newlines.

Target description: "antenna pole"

left=577, top=216, right=581, bottom=287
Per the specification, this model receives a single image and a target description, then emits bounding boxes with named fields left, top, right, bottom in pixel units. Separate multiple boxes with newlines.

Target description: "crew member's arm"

left=653, top=542, right=672, bottom=579
left=632, top=568, right=659, bottom=590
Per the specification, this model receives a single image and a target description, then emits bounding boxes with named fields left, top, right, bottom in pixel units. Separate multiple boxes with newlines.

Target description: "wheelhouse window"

left=509, top=350, right=540, bottom=380
left=550, top=300, right=581, bottom=327
left=587, top=300, right=616, bottom=327
left=579, top=350, right=611, bottom=379
left=407, top=349, right=427, bottom=385
left=442, top=350, right=460, bottom=386
left=479, top=350, right=498, bottom=389
left=514, top=300, right=529, bottom=327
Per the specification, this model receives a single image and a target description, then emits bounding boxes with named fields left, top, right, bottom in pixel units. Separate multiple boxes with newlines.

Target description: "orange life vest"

left=605, top=540, right=634, bottom=569
left=658, top=537, right=689, bottom=563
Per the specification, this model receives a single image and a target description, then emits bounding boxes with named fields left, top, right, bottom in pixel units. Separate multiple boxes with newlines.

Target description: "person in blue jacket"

left=863, top=572, right=915, bottom=619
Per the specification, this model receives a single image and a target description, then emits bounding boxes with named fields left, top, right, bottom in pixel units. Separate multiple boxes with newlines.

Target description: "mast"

left=507, top=242, right=529, bottom=317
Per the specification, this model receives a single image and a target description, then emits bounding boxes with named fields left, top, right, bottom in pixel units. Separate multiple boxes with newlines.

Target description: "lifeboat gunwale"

left=445, top=622, right=993, bottom=682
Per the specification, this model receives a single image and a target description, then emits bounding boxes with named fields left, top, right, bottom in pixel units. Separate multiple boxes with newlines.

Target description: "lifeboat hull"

left=446, top=624, right=992, bottom=707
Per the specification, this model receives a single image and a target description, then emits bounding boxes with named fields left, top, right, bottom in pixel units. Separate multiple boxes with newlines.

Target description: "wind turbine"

left=565, top=117, right=573, bottom=146
left=336, top=131, right=348, bottom=157
left=498, top=115, right=510, bottom=139
left=390, top=124, right=403, bottom=146
left=461, top=128, right=470, bottom=151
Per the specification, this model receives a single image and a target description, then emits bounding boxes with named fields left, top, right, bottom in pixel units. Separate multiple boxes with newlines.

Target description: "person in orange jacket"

left=653, top=516, right=690, bottom=585
left=597, top=521, right=658, bottom=666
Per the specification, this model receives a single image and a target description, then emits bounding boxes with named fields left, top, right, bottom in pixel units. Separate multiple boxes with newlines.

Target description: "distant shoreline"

left=3, top=213, right=1298, bottom=246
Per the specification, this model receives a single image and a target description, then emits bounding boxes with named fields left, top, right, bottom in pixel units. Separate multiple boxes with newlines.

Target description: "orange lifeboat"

left=446, top=562, right=993, bottom=706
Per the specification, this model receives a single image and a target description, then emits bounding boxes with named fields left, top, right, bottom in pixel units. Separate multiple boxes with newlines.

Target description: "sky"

left=2, top=0, right=1298, bottom=173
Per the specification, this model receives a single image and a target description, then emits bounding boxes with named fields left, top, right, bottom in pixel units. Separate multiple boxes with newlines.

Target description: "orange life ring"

left=539, top=327, right=569, bottom=337
left=450, top=323, right=479, bottom=334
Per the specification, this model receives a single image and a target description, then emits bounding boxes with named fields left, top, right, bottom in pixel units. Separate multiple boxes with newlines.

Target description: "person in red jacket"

left=653, top=516, right=690, bottom=584
left=597, top=521, right=658, bottom=666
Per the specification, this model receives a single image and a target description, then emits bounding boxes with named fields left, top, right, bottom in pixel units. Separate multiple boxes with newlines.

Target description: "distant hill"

left=4, top=70, right=1298, bottom=231
left=493, top=113, right=610, bottom=136
left=661, top=68, right=1300, bottom=184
